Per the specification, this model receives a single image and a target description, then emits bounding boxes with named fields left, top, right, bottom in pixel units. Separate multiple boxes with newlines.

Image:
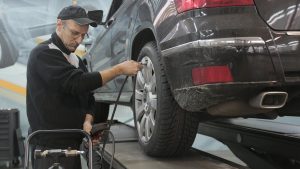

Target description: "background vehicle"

left=0, top=0, right=116, bottom=141
left=87, top=0, right=300, bottom=157
left=0, top=0, right=108, bottom=68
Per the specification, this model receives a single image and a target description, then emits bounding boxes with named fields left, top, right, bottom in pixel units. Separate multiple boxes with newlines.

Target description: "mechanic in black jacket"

left=26, top=5, right=141, bottom=169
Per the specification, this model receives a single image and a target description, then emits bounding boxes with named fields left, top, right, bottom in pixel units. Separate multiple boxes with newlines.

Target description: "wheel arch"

left=131, top=28, right=157, bottom=61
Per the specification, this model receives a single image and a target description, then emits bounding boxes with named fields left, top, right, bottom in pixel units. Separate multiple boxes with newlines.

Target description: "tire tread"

left=135, top=41, right=199, bottom=157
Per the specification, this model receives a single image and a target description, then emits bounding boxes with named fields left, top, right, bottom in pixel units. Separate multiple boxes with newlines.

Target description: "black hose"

left=109, top=75, right=129, bottom=128
left=100, top=75, right=129, bottom=169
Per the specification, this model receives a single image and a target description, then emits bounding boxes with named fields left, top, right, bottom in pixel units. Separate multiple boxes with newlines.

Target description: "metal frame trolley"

left=24, top=129, right=93, bottom=169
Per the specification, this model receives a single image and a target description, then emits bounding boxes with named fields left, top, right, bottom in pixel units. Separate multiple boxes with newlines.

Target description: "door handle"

left=106, top=18, right=115, bottom=28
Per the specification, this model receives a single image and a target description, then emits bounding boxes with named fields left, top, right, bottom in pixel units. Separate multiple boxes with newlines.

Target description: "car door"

left=88, top=0, right=116, bottom=96
left=108, top=0, right=138, bottom=100
left=89, top=0, right=138, bottom=102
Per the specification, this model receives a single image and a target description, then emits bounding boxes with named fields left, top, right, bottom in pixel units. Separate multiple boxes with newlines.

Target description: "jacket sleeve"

left=35, top=48, right=102, bottom=95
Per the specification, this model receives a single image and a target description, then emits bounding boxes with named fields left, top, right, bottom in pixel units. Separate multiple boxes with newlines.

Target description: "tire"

left=0, top=33, right=17, bottom=68
left=0, top=35, right=2, bottom=64
left=133, top=42, right=199, bottom=157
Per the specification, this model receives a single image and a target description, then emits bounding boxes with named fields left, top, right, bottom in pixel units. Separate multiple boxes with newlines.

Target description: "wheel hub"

left=135, top=56, right=157, bottom=142
left=144, top=103, right=150, bottom=114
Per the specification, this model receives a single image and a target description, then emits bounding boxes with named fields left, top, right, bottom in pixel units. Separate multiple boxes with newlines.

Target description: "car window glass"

left=0, top=0, right=113, bottom=28
left=90, top=0, right=114, bottom=23
left=0, top=0, right=112, bottom=65
left=106, top=0, right=124, bottom=21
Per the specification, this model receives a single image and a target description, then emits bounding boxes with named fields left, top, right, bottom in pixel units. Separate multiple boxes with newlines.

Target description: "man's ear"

left=57, top=19, right=63, bottom=32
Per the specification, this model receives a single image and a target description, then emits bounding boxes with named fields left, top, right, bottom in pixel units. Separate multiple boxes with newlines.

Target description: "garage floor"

left=0, top=123, right=246, bottom=169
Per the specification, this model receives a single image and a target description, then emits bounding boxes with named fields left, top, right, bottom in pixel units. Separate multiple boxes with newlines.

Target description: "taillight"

left=192, top=65, right=233, bottom=85
left=174, top=0, right=254, bottom=13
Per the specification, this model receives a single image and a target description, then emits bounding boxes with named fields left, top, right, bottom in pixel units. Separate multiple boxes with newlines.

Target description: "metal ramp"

left=198, top=118, right=300, bottom=169
left=102, top=122, right=248, bottom=169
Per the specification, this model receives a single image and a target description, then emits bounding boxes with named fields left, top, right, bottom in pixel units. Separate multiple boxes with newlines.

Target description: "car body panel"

left=110, top=0, right=139, bottom=93
left=254, top=0, right=299, bottom=30
left=269, top=31, right=300, bottom=83
left=88, top=0, right=300, bottom=116
left=91, top=0, right=156, bottom=101
left=89, top=0, right=137, bottom=101
left=85, top=0, right=300, bottom=157
left=160, top=7, right=277, bottom=88
left=89, top=25, right=115, bottom=93
left=291, top=2, right=300, bottom=29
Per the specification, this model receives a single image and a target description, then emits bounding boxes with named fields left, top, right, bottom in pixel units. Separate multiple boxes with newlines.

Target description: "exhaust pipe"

left=207, top=91, right=288, bottom=117
left=249, top=91, right=288, bottom=109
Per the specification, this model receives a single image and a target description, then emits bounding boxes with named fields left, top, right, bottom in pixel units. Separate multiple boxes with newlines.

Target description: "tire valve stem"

left=140, top=59, right=148, bottom=66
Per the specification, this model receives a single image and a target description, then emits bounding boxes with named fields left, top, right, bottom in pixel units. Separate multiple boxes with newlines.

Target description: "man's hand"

left=114, top=60, right=143, bottom=76
left=100, top=60, right=143, bottom=85
left=83, top=119, right=101, bottom=146
left=83, top=114, right=93, bottom=134
left=83, top=121, right=93, bottom=134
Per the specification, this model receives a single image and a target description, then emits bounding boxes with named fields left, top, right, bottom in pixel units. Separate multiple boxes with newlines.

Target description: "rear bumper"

left=158, top=6, right=293, bottom=112
left=161, top=36, right=277, bottom=85
left=173, top=81, right=279, bottom=112
left=157, top=6, right=300, bottom=113
left=160, top=6, right=279, bottom=88
left=162, top=34, right=300, bottom=112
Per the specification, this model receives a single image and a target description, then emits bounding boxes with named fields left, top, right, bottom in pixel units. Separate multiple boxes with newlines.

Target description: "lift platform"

left=198, top=118, right=300, bottom=169
left=102, top=118, right=300, bottom=169
left=101, top=122, right=248, bottom=169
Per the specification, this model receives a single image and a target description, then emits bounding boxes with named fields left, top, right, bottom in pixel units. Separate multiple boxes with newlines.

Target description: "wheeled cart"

left=24, top=129, right=93, bottom=169
left=0, top=109, right=23, bottom=168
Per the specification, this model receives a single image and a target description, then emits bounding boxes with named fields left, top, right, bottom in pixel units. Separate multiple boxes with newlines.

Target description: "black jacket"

left=26, top=33, right=102, bottom=147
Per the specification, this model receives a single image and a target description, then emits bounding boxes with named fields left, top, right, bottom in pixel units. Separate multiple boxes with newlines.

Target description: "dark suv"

left=87, top=0, right=300, bottom=156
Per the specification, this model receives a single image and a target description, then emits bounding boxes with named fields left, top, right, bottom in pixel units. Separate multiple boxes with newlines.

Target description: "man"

left=26, top=5, right=141, bottom=169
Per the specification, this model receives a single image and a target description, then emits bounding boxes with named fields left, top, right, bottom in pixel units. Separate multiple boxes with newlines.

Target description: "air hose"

left=98, top=60, right=145, bottom=169
left=99, top=75, right=129, bottom=169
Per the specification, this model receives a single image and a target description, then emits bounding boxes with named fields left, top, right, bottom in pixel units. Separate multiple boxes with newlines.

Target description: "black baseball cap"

left=57, top=5, right=97, bottom=27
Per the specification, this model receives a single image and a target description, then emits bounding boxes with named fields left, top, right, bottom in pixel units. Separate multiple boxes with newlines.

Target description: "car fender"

left=124, top=0, right=158, bottom=61
left=132, top=0, right=158, bottom=43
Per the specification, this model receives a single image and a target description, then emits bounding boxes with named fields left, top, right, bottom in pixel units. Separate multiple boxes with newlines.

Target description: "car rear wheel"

left=0, top=33, right=16, bottom=68
left=133, top=42, right=199, bottom=157
left=0, top=36, right=2, bottom=64
left=0, top=33, right=5, bottom=67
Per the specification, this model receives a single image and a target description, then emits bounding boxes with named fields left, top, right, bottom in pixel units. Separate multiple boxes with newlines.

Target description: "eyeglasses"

left=63, top=24, right=89, bottom=40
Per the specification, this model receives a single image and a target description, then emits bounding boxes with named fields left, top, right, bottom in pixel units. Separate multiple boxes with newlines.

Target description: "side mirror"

left=82, top=36, right=93, bottom=46
left=88, top=10, right=103, bottom=25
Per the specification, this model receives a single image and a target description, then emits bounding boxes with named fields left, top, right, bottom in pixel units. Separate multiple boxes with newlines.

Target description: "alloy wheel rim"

left=135, top=56, right=157, bottom=142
